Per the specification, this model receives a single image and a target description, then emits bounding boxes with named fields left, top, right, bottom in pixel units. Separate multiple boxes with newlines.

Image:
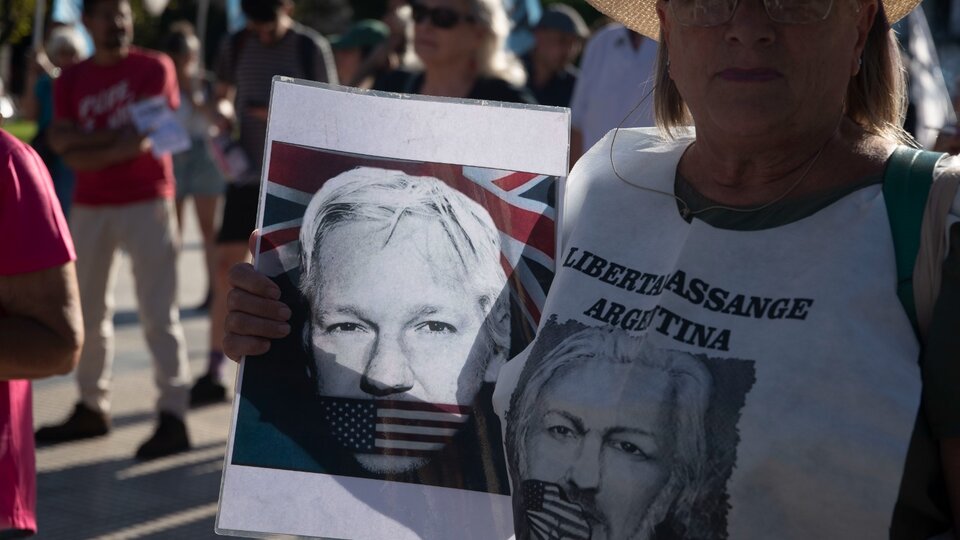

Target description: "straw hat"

left=586, top=0, right=921, bottom=40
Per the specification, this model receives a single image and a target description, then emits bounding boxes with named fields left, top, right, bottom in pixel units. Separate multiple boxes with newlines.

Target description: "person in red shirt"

left=35, top=0, right=192, bottom=459
left=0, top=126, right=83, bottom=537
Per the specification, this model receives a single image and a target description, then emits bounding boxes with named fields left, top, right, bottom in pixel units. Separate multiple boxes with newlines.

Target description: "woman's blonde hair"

left=654, top=1, right=909, bottom=143
left=404, top=0, right=526, bottom=86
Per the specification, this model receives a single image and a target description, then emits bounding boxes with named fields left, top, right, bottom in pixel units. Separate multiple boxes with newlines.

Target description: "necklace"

left=607, top=102, right=841, bottom=220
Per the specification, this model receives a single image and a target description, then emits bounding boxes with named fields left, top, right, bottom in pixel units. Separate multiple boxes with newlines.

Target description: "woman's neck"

left=420, top=61, right=478, bottom=98
left=679, top=117, right=890, bottom=207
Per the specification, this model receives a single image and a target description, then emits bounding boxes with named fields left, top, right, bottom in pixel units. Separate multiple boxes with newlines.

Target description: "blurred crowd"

left=2, top=0, right=960, bottom=536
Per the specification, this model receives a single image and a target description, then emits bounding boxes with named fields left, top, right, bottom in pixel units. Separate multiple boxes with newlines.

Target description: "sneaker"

left=135, top=412, right=191, bottom=460
left=189, top=374, right=227, bottom=407
left=35, top=403, right=110, bottom=443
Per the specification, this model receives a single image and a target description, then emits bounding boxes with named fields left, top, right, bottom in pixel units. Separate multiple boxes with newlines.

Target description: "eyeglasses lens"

left=669, top=0, right=833, bottom=25
left=410, top=3, right=467, bottom=29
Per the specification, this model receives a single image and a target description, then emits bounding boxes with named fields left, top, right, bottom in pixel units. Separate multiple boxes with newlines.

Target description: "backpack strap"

left=882, top=146, right=945, bottom=335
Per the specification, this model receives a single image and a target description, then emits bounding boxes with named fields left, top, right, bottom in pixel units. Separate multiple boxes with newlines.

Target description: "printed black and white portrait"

left=505, top=321, right=756, bottom=540
left=298, top=166, right=510, bottom=476
left=231, top=141, right=557, bottom=496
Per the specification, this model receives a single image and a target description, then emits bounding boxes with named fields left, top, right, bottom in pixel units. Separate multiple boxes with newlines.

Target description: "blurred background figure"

left=21, top=25, right=89, bottom=218
left=896, top=9, right=957, bottom=150
left=193, top=0, right=337, bottom=406
left=569, top=21, right=656, bottom=163
left=331, top=19, right=391, bottom=89
left=503, top=0, right=541, bottom=55
left=0, top=80, right=12, bottom=124
left=35, top=0, right=192, bottom=460
left=373, top=0, right=534, bottom=104
left=161, top=21, right=225, bottom=312
left=522, top=4, right=587, bottom=107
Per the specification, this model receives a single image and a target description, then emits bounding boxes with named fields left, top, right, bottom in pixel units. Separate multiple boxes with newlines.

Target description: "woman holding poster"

left=223, top=0, right=960, bottom=536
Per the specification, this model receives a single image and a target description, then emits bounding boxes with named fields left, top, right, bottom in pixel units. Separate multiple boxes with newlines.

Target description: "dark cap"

left=330, top=19, right=390, bottom=50
left=535, top=5, right=589, bottom=38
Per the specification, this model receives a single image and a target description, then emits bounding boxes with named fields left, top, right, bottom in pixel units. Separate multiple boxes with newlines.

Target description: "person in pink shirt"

left=0, top=126, right=83, bottom=537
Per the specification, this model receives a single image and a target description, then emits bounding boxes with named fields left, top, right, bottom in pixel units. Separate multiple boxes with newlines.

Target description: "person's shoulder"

left=0, top=129, right=49, bottom=190
left=129, top=47, right=175, bottom=71
left=290, top=22, right=331, bottom=48
left=932, top=154, right=960, bottom=209
left=372, top=68, right=420, bottom=93
left=589, top=23, right=628, bottom=45
left=579, top=127, right=689, bottom=175
left=0, top=128, right=25, bottom=159
left=221, top=29, right=245, bottom=52
left=474, top=76, right=536, bottom=104
left=58, top=57, right=93, bottom=81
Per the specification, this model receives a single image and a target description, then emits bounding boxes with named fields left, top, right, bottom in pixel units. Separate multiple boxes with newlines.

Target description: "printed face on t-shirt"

left=308, top=218, right=498, bottom=474
left=521, top=361, right=671, bottom=540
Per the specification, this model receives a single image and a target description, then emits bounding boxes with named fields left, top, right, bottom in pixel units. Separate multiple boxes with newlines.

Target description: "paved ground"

left=31, top=204, right=241, bottom=539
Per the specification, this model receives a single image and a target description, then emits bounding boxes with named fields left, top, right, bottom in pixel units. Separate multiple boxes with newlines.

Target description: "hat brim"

left=586, top=0, right=921, bottom=40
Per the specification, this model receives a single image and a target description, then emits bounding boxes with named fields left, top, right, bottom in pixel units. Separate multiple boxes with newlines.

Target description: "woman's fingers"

left=228, top=262, right=281, bottom=299
left=223, top=311, right=291, bottom=362
left=227, top=284, right=291, bottom=321
left=223, top=334, right=271, bottom=360
left=222, top=257, right=292, bottom=361
left=224, top=308, right=291, bottom=339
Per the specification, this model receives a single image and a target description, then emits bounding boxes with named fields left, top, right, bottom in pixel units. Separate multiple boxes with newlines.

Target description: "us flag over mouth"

left=521, top=480, right=592, bottom=540
left=319, top=397, right=471, bottom=456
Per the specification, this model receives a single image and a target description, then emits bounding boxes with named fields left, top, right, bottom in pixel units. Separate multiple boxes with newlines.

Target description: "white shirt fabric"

left=569, top=24, right=658, bottom=152
left=493, top=128, right=927, bottom=538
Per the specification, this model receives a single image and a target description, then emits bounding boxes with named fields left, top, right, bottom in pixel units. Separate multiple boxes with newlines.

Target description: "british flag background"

left=256, top=141, right=558, bottom=333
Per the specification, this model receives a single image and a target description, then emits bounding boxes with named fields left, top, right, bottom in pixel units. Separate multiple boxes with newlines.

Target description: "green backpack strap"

left=882, top=146, right=945, bottom=335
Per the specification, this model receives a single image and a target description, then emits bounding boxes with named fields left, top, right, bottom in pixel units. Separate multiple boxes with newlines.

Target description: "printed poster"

left=217, top=78, right=569, bottom=539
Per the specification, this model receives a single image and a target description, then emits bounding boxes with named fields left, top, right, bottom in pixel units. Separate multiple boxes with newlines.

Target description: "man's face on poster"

left=307, top=217, right=500, bottom=473
left=522, top=361, right=671, bottom=540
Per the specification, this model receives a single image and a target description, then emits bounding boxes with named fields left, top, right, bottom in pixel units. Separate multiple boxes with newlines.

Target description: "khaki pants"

left=71, top=198, right=189, bottom=417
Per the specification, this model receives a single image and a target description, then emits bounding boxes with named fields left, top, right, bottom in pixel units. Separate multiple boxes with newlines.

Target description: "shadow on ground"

left=36, top=440, right=225, bottom=539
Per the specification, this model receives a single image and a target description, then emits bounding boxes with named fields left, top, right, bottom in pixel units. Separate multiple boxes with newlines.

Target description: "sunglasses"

left=668, top=0, right=835, bottom=26
left=410, top=2, right=477, bottom=29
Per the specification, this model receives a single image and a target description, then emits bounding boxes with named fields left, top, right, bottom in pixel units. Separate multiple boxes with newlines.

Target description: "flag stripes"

left=320, top=397, right=471, bottom=456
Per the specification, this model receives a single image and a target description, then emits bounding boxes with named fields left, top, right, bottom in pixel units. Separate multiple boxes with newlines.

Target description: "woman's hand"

left=222, top=235, right=292, bottom=360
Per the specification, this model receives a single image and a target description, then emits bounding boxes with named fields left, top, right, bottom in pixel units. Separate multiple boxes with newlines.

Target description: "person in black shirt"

left=373, top=0, right=535, bottom=104
left=522, top=4, right=588, bottom=107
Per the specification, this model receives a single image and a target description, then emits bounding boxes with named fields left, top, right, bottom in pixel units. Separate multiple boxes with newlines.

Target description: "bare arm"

left=0, top=262, right=83, bottom=379
left=213, top=82, right=237, bottom=133
left=49, top=120, right=151, bottom=171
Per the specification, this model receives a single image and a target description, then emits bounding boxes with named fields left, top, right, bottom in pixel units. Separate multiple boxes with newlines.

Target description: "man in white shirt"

left=569, top=23, right=658, bottom=163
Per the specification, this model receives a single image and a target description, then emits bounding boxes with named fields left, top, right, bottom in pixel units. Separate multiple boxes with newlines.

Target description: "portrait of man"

left=506, top=326, right=721, bottom=540
left=295, top=166, right=511, bottom=476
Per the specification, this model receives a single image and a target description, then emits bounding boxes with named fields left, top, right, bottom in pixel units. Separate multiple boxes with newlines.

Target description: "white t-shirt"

left=570, top=24, right=658, bottom=152
left=493, top=128, right=943, bottom=539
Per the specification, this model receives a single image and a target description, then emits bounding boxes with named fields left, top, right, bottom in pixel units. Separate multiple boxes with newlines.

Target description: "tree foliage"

left=0, top=0, right=36, bottom=45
